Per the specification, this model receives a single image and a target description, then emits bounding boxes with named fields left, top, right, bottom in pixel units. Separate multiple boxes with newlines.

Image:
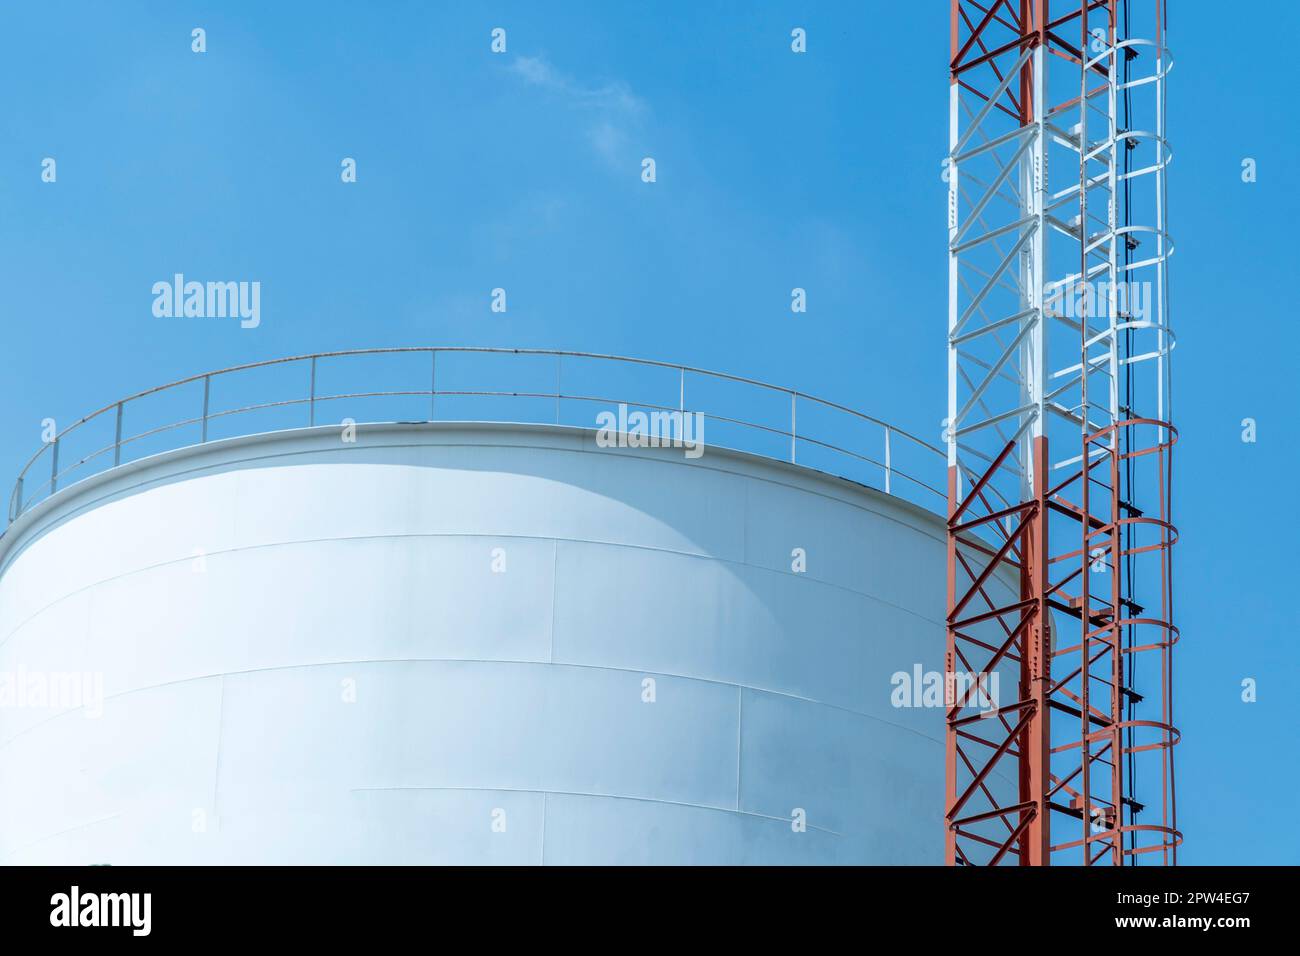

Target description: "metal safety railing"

left=6, top=347, right=946, bottom=526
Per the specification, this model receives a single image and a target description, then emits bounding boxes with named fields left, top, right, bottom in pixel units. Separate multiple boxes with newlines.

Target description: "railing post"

left=113, top=402, right=124, bottom=467
left=679, top=367, right=685, bottom=412
left=790, top=392, right=797, bottom=463
left=555, top=355, right=561, bottom=424
left=201, top=375, right=211, bottom=442
left=309, top=358, right=317, bottom=427
left=49, top=437, right=59, bottom=494
left=884, top=426, right=892, bottom=494
left=430, top=350, right=437, bottom=421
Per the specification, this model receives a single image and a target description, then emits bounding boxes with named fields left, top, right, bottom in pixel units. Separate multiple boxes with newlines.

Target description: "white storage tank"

left=0, top=351, right=1000, bottom=864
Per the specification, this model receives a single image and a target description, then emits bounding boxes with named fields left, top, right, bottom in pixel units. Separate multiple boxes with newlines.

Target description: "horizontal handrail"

left=7, top=347, right=946, bottom=525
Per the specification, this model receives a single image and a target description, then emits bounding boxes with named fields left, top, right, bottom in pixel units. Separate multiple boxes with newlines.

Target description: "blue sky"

left=0, top=1, right=1295, bottom=864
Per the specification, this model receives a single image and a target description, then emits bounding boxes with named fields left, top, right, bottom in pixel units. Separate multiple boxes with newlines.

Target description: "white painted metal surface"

left=0, top=422, right=1008, bottom=864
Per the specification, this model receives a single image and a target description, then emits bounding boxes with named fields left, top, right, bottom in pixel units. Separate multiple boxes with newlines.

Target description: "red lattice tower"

left=944, top=0, right=1179, bottom=865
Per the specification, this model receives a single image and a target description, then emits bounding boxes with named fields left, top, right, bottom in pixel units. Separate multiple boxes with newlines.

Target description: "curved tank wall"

left=0, top=421, right=1014, bottom=864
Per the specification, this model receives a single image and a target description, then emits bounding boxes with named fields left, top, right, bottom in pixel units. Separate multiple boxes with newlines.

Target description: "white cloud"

left=510, top=55, right=644, bottom=113
left=508, top=55, right=645, bottom=169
